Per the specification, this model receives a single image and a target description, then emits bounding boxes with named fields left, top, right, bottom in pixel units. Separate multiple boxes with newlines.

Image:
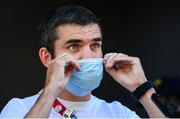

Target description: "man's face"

left=53, top=24, right=103, bottom=60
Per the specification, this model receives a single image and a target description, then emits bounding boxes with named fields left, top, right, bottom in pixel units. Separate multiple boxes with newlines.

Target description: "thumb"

left=105, top=67, right=117, bottom=79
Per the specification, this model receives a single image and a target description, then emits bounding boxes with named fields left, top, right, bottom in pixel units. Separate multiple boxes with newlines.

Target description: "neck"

left=58, top=89, right=91, bottom=102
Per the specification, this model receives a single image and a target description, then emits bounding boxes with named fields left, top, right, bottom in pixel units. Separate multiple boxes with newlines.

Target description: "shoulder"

left=91, top=95, right=140, bottom=118
left=22, top=93, right=40, bottom=108
left=0, top=93, right=39, bottom=118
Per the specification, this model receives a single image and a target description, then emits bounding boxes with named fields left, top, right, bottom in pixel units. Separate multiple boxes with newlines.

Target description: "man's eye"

left=68, top=45, right=79, bottom=51
left=91, top=44, right=100, bottom=49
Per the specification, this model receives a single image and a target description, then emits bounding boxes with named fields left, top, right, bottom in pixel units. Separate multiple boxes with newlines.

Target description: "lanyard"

left=53, top=99, right=77, bottom=119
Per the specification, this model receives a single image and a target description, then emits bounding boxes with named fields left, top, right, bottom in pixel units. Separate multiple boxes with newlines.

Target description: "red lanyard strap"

left=53, top=99, right=77, bottom=119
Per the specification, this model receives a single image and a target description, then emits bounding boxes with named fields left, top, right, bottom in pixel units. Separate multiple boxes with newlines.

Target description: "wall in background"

left=1, top=1, right=180, bottom=117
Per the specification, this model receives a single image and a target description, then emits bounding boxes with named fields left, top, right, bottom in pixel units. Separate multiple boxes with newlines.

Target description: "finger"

left=113, top=56, right=134, bottom=69
left=113, top=60, right=134, bottom=69
left=50, top=53, right=68, bottom=63
left=113, top=55, right=136, bottom=65
left=105, top=65, right=117, bottom=77
left=104, top=53, right=116, bottom=60
left=65, top=65, right=75, bottom=77
left=105, top=53, right=118, bottom=68
left=66, top=59, right=80, bottom=72
left=105, top=53, right=133, bottom=69
left=50, top=53, right=80, bottom=72
left=104, top=53, right=118, bottom=65
left=113, top=54, right=133, bottom=61
left=104, top=53, right=124, bottom=68
left=60, top=56, right=80, bottom=72
left=104, top=53, right=128, bottom=61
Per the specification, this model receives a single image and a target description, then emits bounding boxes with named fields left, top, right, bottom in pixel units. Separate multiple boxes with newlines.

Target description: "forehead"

left=57, top=24, right=102, bottom=41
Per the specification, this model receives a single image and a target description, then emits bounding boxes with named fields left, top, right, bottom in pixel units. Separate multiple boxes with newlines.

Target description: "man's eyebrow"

left=65, top=37, right=102, bottom=45
left=65, top=39, right=82, bottom=45
left=92, top=37, right=102, bottom=42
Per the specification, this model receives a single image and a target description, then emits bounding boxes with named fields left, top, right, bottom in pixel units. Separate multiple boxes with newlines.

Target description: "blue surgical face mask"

left=66, top=58, right=104, bottom=96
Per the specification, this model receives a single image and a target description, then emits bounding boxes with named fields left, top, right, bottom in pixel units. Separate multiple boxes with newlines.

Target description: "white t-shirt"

left=0, top=93, right=140, bottom=118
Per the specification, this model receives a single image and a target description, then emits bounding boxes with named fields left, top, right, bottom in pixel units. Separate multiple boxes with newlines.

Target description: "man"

left=0, top=5, right=166, bottom=118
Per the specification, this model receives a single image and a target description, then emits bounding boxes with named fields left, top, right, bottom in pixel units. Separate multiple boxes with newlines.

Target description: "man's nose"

left=79, top=47, right=96, bottom=59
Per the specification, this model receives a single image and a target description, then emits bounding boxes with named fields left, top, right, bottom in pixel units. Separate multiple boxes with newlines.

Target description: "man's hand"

left=104, top=53, right=166, bottom=118
left=104, top=53, right=147, bottom=92
left=25, top=53, right=80, bottom=118
left=44, top=53, right=80, bottom=97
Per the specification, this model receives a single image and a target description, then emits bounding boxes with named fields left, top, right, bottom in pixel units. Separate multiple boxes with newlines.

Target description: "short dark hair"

left=37, top=5, right=101, bottom=57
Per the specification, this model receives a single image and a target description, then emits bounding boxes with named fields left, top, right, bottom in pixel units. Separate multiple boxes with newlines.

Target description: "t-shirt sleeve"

left=0, top=98, right=28, bottom=118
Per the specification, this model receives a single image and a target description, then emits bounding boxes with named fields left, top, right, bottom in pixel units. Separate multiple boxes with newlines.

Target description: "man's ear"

left=39, top=47, right=52, bottom=67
